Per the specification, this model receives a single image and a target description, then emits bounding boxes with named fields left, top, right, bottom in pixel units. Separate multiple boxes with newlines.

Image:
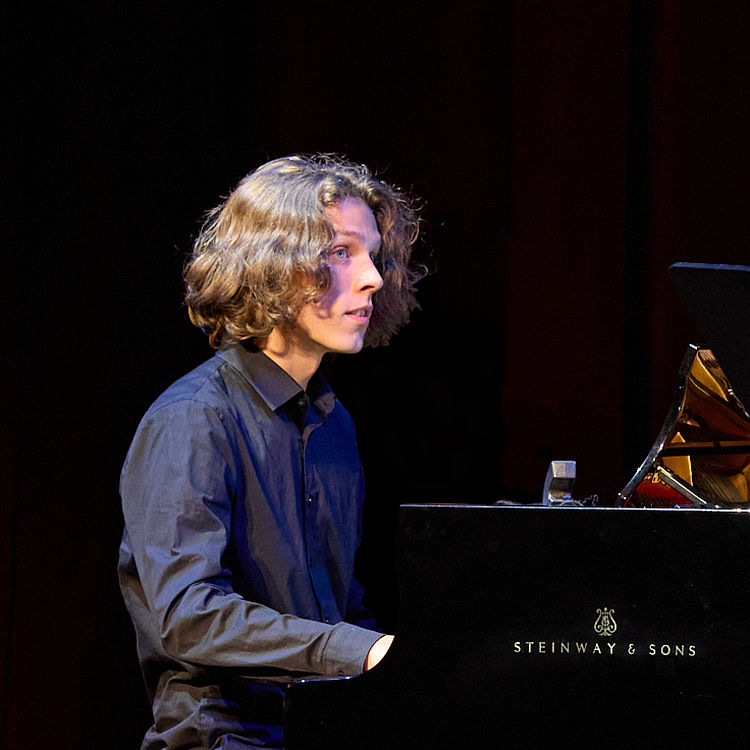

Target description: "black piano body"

left=284, top=503, right=750, bottom=749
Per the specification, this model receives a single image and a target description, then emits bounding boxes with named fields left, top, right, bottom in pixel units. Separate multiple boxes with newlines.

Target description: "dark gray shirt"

left=118, top=343, right=381, bottom=749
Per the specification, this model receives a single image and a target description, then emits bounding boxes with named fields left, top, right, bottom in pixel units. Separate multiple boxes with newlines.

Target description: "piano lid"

left=669, top=262, right=750, bottom=410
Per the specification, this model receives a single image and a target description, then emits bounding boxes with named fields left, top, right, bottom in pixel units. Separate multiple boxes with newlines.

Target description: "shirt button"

left=307, top=496, right=313, bottom=504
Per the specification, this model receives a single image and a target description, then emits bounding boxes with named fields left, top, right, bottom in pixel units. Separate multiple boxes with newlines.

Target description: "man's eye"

left=329, top=248, right=348, bottom=261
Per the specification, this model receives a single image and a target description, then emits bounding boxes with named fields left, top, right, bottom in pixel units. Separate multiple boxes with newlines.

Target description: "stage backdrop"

left=5, top=3, right=750, bottom=747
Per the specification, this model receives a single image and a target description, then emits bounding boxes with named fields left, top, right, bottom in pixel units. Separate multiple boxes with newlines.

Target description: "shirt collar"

left=219, top=342, right=336, bottom=416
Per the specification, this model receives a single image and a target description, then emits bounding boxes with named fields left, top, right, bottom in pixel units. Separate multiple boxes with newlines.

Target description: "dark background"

left=4, top=2, right=749, bottom=746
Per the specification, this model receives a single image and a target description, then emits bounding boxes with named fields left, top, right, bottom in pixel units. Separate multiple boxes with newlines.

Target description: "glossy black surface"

left=669, top=262, right=750, bottom=411
left=284, top=504, right=750, bottom=749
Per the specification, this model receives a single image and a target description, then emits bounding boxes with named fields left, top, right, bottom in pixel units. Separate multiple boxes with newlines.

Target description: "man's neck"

left=258, top=329, right=322, bottom=391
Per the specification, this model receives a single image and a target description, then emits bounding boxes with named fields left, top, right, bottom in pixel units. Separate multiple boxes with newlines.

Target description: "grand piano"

left=283, top=263, right=750, bottom=749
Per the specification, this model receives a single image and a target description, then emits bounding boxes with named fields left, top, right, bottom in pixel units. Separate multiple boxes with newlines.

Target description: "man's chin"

left=332, top=338, right=365, bottom=355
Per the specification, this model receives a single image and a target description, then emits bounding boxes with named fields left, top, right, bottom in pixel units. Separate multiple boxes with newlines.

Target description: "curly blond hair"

left=184, top=154, right=423, bottom=349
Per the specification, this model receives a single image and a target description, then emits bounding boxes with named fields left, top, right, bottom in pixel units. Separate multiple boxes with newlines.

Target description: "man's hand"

left=364, top=635, right=394, bottom=671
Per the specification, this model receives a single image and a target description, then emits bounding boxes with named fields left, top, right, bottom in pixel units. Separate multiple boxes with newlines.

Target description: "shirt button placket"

left=306, top=493, right=313, bottom=566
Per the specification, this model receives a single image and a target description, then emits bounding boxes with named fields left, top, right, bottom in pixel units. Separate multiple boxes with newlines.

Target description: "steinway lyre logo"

left=594, top=607, right=617, bottom=637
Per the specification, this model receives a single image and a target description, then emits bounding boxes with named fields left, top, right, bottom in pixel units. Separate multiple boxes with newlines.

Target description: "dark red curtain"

left=5, top=3, right=750, bottom=746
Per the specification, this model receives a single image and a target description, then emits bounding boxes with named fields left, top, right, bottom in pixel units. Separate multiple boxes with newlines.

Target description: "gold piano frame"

left=619, top=344, right=750, bottom=507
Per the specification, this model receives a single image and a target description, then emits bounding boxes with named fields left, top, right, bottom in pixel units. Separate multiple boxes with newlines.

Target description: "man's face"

left=293, top=197, right=384, bottom=358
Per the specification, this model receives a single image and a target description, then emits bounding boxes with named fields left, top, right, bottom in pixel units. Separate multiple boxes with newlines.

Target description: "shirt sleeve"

left=120, top=398, right=381, bottom=678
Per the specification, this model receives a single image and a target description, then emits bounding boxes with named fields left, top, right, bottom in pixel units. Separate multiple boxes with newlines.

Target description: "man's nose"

left=359, top=255, right=384, bottom=291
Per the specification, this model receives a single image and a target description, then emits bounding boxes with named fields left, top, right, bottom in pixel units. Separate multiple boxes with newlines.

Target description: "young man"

left=118, top=154, right=422, bottom=749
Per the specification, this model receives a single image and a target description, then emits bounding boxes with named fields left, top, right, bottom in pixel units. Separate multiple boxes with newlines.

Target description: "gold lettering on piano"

left=649, top=643, right=697, bottom=657
left=512, top=607, right=699, bottom=658
left=512, top=641, right=698, bottom=657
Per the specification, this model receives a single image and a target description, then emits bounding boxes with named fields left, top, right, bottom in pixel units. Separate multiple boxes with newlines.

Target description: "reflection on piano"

left=284, top=264, right=750, bottom=749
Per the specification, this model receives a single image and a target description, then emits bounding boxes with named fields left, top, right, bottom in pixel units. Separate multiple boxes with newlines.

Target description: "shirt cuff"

left=322, top=622, right=383, bottom=677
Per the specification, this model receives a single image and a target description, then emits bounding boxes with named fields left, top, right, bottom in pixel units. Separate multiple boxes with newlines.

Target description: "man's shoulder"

left=143, top=352, right=250, bottom=425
